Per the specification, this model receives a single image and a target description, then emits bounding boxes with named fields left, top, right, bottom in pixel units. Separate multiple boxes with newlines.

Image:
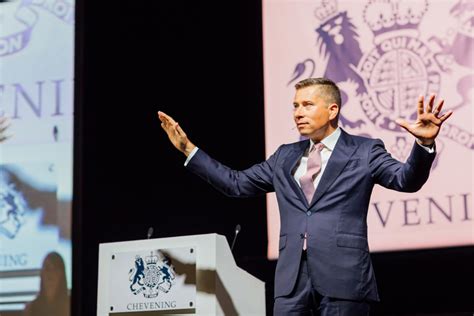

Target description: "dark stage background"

left=72, top=1, right=473, bottom=315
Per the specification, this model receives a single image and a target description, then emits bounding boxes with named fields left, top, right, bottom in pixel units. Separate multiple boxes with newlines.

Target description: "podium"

left=97, top=233, right=266, bottom=315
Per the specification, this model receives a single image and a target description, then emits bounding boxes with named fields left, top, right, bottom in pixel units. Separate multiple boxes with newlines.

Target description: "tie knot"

left=311, top=142, right=324, bottom=153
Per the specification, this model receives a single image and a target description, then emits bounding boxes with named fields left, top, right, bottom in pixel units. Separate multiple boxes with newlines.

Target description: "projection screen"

left=0, top=0, right=74, bottom=311
left=263, top=0, right=473, bottom=259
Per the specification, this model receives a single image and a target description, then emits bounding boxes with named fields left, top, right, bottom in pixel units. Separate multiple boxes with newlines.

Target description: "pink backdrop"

left=263, top=0, right=473, bottom=259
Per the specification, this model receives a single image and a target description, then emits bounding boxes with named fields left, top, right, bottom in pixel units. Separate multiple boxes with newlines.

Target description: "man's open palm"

left=395, top=95, right=453, bottom=145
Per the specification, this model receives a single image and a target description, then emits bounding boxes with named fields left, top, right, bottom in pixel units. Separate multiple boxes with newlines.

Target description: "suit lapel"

left=309, top=130, right=358, bottom=208
left=283, top=140, right=310, bottom=208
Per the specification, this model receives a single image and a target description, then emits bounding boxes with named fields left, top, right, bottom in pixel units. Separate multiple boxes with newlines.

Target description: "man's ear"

left=328, top=103, right=339, bottom=120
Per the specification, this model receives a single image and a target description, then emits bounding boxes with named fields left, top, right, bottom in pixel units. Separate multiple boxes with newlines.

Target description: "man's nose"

left=294, top=106, right=303, bottom=117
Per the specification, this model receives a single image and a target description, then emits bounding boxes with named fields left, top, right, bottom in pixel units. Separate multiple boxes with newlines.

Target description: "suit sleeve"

left=368, top=139, right=435, bottom=192
left=185, top=146, right=282, bottom=197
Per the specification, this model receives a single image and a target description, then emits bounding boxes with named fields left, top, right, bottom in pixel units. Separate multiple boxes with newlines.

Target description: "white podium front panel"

left=98, top=234, right=266, bottom=316
left=108, top=247, right=196, bottom=314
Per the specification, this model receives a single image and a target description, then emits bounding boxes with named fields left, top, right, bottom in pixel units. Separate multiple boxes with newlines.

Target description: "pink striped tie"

left=300, top=142, right=324, bottom=250
left=300, top=143, right=324, bottom=203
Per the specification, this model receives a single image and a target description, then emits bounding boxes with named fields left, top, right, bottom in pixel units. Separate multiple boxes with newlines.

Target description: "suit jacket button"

left=306, top=211, right=311, bottom=216
left=300, top=233, right=305, bottom=239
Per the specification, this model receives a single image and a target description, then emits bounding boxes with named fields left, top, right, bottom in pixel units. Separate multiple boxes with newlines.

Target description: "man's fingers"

left=417, top=95, right=424, bottom=116
left=439, top=110, right=453, bottom=122
left=157, top=111, right=168, bottom=119
left=157, top=111, right=177, bottom=126
left=157, top=112, right=169, bottom=125
left=433, top=99, right=444, bottom=116
left=157, top=112, right=168, bottom=125
left=427, top=94, right=435, bottom=113
left=158, top=112, right=183, bottom=141
left=161, top=121, right=177, bottom=136
left=161, top=122, right=172, bottom=136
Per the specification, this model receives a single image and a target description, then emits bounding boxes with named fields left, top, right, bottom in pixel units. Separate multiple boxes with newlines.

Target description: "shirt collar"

left=310, top=127, right=341, bottom=151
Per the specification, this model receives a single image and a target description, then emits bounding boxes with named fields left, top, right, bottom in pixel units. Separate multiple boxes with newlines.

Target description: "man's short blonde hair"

left=294, top=77, right=341, bottom=108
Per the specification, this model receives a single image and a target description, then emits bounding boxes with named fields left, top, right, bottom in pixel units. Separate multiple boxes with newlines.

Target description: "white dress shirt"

left=293, top=127, right=341, bottom=189
left=185, top=146, right=200, bottom=166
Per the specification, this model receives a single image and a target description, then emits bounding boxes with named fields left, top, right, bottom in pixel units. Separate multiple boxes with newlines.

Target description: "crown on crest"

left=314, top=0, right=338, bottom=21
left=145, top=252, right=158, bottom=265
left=363, top=0, right=428, bottom=36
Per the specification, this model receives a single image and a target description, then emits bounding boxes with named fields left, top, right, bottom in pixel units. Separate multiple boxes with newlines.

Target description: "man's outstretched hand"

left=395, top=95, right=453, bottom=146
left=158, top=111, right=196, bottom=156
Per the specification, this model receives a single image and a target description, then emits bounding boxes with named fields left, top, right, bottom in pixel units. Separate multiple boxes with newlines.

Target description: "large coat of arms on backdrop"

left=289, top=0, right=473, bottom=164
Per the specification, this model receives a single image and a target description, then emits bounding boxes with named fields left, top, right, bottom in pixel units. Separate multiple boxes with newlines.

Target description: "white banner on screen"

left=263, top=0, right=473, bottom=258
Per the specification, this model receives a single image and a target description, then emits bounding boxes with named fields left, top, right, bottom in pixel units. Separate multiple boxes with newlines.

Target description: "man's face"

left=293, top=85, right=337, bottom=140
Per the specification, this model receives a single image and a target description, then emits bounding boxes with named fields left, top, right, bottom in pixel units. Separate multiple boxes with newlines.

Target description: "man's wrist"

left=416, top=139, right=436, bottom=153
left=182, top=143, right=196, bottom=157
left=416, top=138, right=434, bottom=147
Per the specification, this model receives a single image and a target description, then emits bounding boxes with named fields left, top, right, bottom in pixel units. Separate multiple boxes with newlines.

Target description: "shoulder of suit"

left=338, top=130, right=387, bottom=154
left=283, top=139, right=308, bottom=146
left=342, top=130, right=380, bottom=145
left=279, top=139, right=308, bottom=150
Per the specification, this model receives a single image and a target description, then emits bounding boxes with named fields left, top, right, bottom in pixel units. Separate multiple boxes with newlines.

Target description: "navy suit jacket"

left=186, top=129, right=435, bottom=301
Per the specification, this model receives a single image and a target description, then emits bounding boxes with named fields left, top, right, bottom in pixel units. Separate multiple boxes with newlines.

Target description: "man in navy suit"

left=158, top=78, right=452, bottom=315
